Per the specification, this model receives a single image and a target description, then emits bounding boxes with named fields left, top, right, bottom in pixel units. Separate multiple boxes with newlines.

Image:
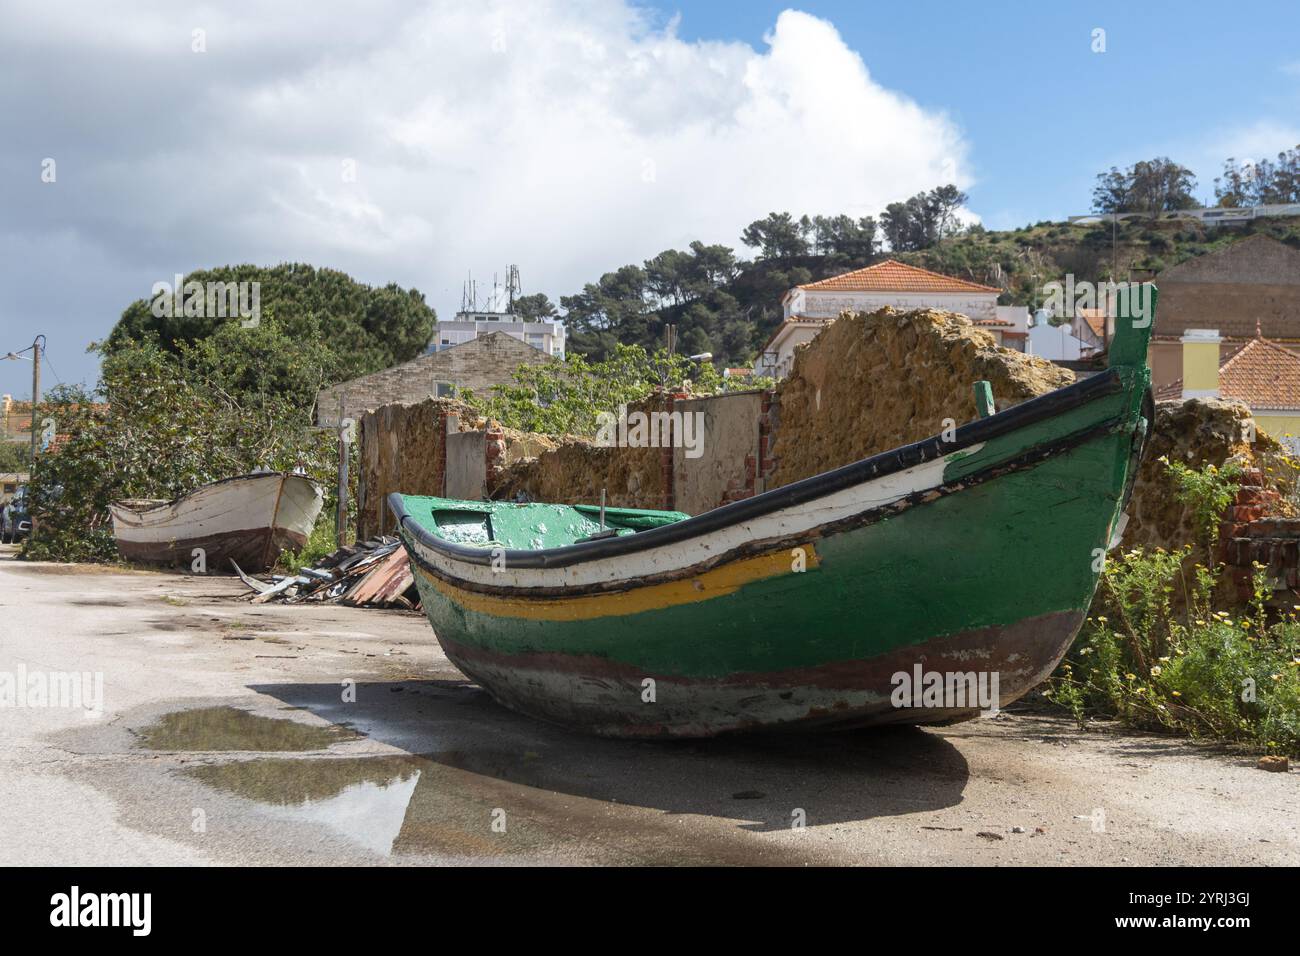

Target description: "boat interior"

left=400, top=497, right=689, bottom=550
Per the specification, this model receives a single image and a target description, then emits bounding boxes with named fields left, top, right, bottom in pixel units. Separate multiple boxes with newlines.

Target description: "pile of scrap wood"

left=232, top=536, right=420, bottom=609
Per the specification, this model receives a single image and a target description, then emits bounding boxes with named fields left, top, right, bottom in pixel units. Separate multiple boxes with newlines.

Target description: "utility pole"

left=30, top=336, right=42, bottom=463
left=336, top=396, right=351, bottom=547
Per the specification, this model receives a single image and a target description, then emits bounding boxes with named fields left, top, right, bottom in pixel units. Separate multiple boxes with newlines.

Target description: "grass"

left=279, top=515, right=340, bottom=574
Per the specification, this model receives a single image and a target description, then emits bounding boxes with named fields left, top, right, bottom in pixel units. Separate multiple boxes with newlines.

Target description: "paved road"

left=0, top=544, right=1294, bottom=865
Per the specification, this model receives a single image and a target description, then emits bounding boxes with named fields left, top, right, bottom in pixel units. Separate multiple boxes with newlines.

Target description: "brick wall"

left=1220, top=468, right=1299, bottom=602
left=1154, top=235, right=1300, bottom=343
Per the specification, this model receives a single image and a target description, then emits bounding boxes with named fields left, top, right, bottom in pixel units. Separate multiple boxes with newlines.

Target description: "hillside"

left=563, top=214, right=1300, bottom=368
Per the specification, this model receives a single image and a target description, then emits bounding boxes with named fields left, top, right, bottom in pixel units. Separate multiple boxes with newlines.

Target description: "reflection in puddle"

left=136, top=706, right=358, bottom=752
left=187, top=755, right=529, bottom=859
left=193, top=759, right=422, bottom=856
left=184, top=752, right=786, bottom=864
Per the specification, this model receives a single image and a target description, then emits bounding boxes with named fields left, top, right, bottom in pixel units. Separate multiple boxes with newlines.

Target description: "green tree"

left=513, top=292, right=558, bottom=321
left=106, top=263, right=436, bottom=383
left=1092, top=158, right=1198, bottom=214
left=740, top=212, right=810, bottom=260
left=1215, top=147, right=1300, bottom=207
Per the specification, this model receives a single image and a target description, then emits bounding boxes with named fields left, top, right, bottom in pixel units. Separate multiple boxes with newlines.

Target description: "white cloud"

left=0, top=1, right=970, bottom=391
left=1181, top=119, right=1300, bottom=193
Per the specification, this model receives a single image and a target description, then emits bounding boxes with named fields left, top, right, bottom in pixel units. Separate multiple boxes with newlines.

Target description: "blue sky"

left=643, top=0, right=1300, bottom=229
left=1, top=0, right=1297, bottom=396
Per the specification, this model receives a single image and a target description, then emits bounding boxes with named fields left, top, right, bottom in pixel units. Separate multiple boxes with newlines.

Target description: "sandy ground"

left=0, top=542, right=1294, bottom=866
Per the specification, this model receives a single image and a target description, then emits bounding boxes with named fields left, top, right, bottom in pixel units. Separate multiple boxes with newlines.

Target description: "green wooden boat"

left=392, top=291, right=1156, bottom=738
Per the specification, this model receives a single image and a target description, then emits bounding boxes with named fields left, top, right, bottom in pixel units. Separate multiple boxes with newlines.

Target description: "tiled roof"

left=1077, top=308, right=1107, bottom=338
left=1155, top=336, right=1300, bottom=409
left=973, top=318, right=1014, bottom=328
left=798, top=260, right=1001, bottom=294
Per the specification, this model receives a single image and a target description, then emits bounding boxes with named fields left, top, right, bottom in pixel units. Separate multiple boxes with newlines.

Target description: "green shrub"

left=1047, top=548, right=1300, bottom=755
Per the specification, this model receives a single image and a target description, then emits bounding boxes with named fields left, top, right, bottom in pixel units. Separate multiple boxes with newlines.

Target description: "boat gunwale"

left=391, top=367, right=1129, bottom=569
left=406, top=416, right=1129, bottom=598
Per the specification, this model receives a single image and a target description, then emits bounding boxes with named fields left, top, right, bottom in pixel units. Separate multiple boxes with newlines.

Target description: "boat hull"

left=429, top=610, right=1084, bottom=736
left=400, top=394, right=1147, bottom=737
left=395, top=295, right=1155, bottom=738
left=110, top=473, right=323, bottom=573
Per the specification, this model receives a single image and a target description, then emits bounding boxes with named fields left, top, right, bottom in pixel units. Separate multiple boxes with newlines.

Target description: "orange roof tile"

left=1077, top=308, right=1107, bottom=337
left=1155, top=336, right=1300, bottom=409
left=798, top=259, right=1001, bottom=294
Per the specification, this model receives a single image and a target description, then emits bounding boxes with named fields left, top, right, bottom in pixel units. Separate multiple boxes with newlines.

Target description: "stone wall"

left=317, top=332, right=554, bottom=426
left=1121, top=398, right=1262, bottom=552
left=1154, top=235, right=1300, bottom=341
left=357, top=308, right=1300, bottom=597
left=356, top=397, right=474, bottom=538
left=489, top=394, right=674, bottom=510
left=1116, top=396, right=1300, bottom=604
left=671, top=391, right=764, bottom=514
left=767, top=307, right=1074, bottom=488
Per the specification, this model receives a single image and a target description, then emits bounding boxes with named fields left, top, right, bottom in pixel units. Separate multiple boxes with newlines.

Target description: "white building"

left=431, top=310, right=566, bottom=359
left=755, top=260, right=1005, bottom=379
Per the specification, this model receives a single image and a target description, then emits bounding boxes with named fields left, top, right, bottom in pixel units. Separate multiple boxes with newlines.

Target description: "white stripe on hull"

left=406, top=445, right=979, bottom=591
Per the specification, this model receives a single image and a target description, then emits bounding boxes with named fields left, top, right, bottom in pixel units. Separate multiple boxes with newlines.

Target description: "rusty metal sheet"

left=342, top=546, right=415, bottom=607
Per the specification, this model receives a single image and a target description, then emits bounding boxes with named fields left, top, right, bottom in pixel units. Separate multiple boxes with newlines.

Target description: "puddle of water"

left=183, top=751, right=794, bottom=864
left=186, top=754, right=542, bottom=859
left=136, top=706, right=358, bottom=752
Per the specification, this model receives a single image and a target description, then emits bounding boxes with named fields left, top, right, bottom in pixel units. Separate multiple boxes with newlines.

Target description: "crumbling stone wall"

left=489, top=394, right=673, bottom=509
left=1122, top=398, right=1264, bottom=552
left=768, top=308, right=1074, bottom=488
left=317, top=332, right=554, bottom=426
left=1117, top=397, right=1300, bottom=604
left=357, top=397, right=475, bottom=538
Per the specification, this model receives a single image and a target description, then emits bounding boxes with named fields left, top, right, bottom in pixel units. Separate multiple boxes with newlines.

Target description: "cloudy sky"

left=2, top=0, right=1298, bottom=394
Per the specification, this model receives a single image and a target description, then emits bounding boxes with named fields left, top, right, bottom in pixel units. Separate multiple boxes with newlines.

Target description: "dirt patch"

left=0, top=560, right=155, bottom=575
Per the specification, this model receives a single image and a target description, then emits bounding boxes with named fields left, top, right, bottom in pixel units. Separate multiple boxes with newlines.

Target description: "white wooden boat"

left=110, top=473, right=324, bottom=573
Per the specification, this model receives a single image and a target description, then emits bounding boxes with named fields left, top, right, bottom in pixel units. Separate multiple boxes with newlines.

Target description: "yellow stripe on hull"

left=415, top=544, right=820, bottom=622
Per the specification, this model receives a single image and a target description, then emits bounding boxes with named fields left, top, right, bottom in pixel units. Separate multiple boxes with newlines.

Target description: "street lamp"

left=3, top=335, right=45, bottom=463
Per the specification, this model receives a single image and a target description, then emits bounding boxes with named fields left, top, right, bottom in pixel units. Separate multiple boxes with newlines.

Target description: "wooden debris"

left=232, top=535, right=420, bottom=609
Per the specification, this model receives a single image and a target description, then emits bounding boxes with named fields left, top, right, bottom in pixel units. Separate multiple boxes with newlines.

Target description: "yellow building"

left=1156, top=325, right=1300, bottom=451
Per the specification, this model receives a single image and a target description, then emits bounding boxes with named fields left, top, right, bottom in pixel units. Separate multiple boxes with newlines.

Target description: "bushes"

left=1047, top=548, right=1300, bottom=755
left=1048, top=458, right=1300, bottom=754
left=22, top=325, right=342, bottom=563
left=455, top=343, right=762, bottom=437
